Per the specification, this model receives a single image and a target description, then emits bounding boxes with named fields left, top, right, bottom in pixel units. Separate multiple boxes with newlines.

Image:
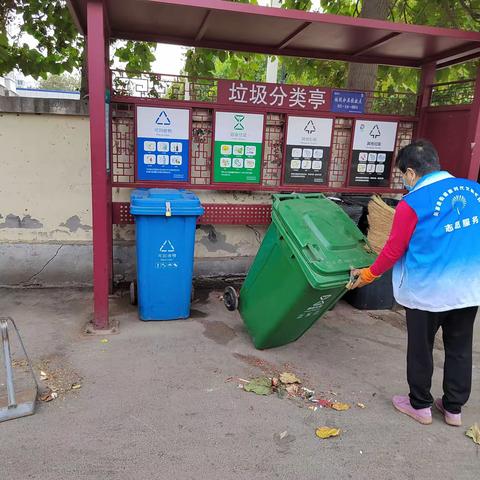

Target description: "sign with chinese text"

left=349, top=120, right=398, bottom=187
left=331, top=90, right=366, bottom=114
left=284, top=116, right=333, bottom=185
left=136, top=106, right=190, bottom=181
left=218, top=80, right=331, bottom=112
left=213, top=111, right=264, bottom=184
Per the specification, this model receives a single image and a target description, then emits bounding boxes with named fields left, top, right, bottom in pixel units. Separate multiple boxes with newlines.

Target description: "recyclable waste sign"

left=136, top=106, right=190, bottom=181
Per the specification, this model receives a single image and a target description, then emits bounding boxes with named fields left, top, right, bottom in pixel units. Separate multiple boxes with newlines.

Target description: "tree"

left=0, top=1, right=156, bottom=96
left=183, top=0, right=480, bottom=93
left=38, top=72, right=81, bottom=91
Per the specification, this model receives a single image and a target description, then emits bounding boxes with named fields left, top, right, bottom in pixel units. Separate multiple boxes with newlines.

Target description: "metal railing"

left=111, top=70, right=217, bottom=102
left=430, top=79, right=475, bottom=107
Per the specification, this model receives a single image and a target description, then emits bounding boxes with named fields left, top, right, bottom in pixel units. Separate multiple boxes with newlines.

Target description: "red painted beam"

left=350, top=32, right=401, bottom=57
left=277, top=22, right=311, bottom=50
left=417, top=63, right=436, bottom=139
left=195, top=10, right=211, bottom=41
left=87, top=0, right=110, bottom=329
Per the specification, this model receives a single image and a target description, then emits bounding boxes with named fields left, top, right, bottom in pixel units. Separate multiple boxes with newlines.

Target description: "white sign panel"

left=214, top=112, right=264, bottom=143
left=352, top=120, right=397, bottom=151
left=137, top=106, right=190, bottom=140
left=286, top=116, right=333, bottom=147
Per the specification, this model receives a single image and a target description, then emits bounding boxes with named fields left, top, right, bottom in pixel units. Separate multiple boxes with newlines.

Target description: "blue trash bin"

left=130, top=189, right=204, bottom=320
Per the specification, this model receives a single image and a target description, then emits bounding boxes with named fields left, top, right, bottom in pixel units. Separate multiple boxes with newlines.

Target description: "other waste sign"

left=348, top=120, right=398, bottom=187
left=213, top=111, right=264, bottom=184
left=284, top=116, right=333, bottom=185
left=136, top=106, right=190, bottom=181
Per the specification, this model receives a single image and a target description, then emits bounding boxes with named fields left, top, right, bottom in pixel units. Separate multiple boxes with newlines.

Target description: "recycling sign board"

left=136, top=106, right=190, bottom=181
left=349, top=120, right=398, bottom=187
left=213, top=111, right=264, bottom=184
left=284, top=116, right=333, bottom=185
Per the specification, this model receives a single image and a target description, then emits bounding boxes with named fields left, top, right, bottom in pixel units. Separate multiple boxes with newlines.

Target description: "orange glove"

left=346, top=268, right=380, bottom=290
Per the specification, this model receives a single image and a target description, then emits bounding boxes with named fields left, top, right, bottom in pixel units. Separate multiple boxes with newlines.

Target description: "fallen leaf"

left=331, top=402, right=351, bottom=411
left=279, top=430, right=288, bottom=440
left=316, top=427, right=341, bottom=439
left=279, top=372, right=301, bottom=384
left=243, top=377, right=272, bottom=396
left=71, top=383, right=82, bottom=390
left=100, top=339, right=109, bottom=344
left=466, top=423, right=480, bottom=445
left=40, top=370, right=48, bottom=381
left=356, top=403, right=366, bottom=409
left=286, top=384, right=300, bottom=396
left=40, top=390, right=58, bottom=402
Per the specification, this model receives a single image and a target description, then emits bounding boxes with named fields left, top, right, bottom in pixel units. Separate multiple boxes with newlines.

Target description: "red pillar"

left=87, top=0, right=111, bottom=328
left=467, top=64, right=480, bottom=181
left=416, top=62, right=436, bottom=139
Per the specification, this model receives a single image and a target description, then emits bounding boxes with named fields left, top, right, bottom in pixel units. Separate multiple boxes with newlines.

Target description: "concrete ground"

left=0, top=288, right=479, bottom=480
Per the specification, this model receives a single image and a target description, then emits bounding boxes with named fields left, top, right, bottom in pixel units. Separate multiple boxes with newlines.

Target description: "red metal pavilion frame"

left=67, top=0, right=480, bottom=328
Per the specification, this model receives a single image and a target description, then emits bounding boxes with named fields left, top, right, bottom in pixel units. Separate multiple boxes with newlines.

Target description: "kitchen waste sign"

left=348, top=120, right=398, bottom=187
left=213, top=111, right=264, bottom=184
left=284, top=116, right=333, bottom=185
left=136, top=106, right=190, bottom=181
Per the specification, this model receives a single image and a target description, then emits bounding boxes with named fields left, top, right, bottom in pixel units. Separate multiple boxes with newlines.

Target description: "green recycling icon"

left=234, top=115, right=245, bottom=131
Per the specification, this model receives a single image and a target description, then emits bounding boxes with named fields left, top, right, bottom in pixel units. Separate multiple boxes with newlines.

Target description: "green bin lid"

left=272, top=193, right=375, bottom=285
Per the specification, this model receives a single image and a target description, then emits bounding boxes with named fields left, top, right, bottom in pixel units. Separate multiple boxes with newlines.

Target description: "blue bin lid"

left=130, top=189, right=204, bottom=216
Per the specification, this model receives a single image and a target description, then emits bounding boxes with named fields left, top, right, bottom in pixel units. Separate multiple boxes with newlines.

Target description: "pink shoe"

left=392, top=395, right=432, bottom=425
left=434, top=398, right=462, bottom=427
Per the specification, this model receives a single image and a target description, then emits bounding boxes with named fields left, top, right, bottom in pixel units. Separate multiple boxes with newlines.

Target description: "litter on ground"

left=316, top=427, right=341, bottom=439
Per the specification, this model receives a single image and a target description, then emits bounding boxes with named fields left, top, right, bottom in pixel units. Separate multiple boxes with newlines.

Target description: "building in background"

left=0, top=71, right=80, bottom=99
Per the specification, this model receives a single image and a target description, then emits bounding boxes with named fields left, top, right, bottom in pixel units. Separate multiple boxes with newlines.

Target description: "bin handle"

left=273, top=193, right=326, bottom=202
left=305, top=243, right=324, bottom=262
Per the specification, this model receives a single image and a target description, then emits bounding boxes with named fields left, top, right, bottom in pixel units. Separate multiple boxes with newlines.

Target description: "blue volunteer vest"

left=392, top=171, right=480, bottom=311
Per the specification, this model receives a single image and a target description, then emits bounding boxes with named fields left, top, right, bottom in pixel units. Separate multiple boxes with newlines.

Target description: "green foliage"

left=183, top=0, right=480, bottom=93
left=38, top=72, right=81, bottom=91
left=0, top=0, right=156, bottom=89
left=114, top=40, right=156, bottom=73
left=1, top=0, right=82, bottom=78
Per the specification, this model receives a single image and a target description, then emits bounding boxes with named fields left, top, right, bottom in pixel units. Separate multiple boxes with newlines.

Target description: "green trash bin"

left=229, top=193, right=376, bottom=349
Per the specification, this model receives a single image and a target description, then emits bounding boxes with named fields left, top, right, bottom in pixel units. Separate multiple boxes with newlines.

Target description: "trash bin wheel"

left=130, top=281, right=138, bottom=306
left=223, top=286, right=239, bottom=311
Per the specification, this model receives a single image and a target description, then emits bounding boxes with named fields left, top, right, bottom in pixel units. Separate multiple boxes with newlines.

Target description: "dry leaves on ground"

left=331, top=402, right=351, bottom=411
left=316, top=427, right=341, bottom=439
left=279, top=372, right=301, bottom=385
left=466, top=423, right=480, bottom=445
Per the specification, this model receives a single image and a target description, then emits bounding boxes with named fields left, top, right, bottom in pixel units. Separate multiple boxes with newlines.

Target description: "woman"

left=348, top=140, right=479, bottom=426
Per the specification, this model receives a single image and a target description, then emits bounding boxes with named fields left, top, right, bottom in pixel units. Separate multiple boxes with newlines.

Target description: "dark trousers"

left=405, top=306, right=477, bottom=414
